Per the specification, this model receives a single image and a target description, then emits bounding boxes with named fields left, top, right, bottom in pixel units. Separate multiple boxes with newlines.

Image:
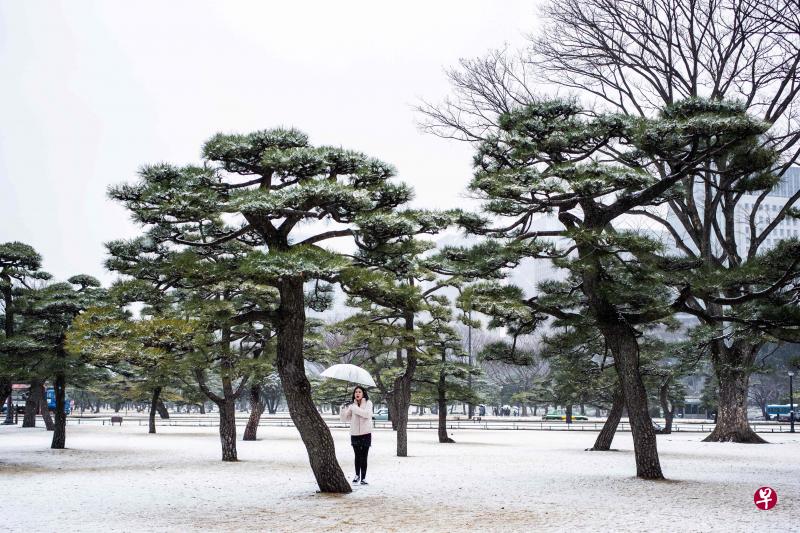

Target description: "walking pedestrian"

left=340, top=386, right=373, bottom=485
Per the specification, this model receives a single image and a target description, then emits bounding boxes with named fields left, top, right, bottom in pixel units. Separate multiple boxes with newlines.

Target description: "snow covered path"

left=1, top=423, right=797, bottom=532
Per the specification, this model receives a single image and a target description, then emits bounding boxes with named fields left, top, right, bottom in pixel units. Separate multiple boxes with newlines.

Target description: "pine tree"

left=105, top=226, right=280, bottom=452
left=11, top=275, right=106, bottom=447
left=109, top=128, right=423, bottom=492
left=432, top=98, right=771, bottom=479
left=0, top=242, right=51, bottom=424
left=68, top=305, right=197, bottom=435
left=416, top=297, right=479, bottom=443
left=340, top=209, right=456, bottom=455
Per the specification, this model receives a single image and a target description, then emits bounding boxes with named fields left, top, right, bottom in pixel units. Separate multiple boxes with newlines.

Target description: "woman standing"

left=340, top=386, right=373, bottom=485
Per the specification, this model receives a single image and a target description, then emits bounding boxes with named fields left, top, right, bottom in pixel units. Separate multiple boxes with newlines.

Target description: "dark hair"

left=351, top=386, right=369, bottom=402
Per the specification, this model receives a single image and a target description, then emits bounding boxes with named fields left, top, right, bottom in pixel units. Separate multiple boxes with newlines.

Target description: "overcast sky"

left=0, top=1, right=541, bottom=284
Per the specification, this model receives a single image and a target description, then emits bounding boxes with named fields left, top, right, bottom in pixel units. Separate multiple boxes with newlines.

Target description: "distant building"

left=664, top=166, right=800, bottom=255
left=739, top=167, right=800, bottom=250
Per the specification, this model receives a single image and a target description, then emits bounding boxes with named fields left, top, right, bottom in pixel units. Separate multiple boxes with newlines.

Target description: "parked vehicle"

left=2, top=386, right=71, bottom=415
left=766, top=404, right=795, bottom=422
left=0, top=387, right=28, bottom=414
left=372, top=407, right=389, bottom=421
left=46, top=388, right=71, bottom=415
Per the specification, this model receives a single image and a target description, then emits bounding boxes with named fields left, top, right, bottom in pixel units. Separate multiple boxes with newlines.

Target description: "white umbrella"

left=320, top=363, right=376, bottom=387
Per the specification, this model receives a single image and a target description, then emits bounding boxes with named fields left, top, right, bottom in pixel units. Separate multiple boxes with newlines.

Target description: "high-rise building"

left=663, top=167, right=800, bottom=256
left=738, top=167, right=800, bottom=251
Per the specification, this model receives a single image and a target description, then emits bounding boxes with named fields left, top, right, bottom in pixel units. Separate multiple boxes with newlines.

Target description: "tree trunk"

left=266, top=398, right=278, bottom=414
left=156, top=400, right=170, bottom=419
left=218, top=398, right=238, bottom=461
left=392, top=311, right=418, bottom=457
left=658, top=378, right=674, bottom=434
left=565, top=404, right=573, bottom=425
left=386, top=393, right=398, bottom=430
left=704, top=351, right=766, bottom=443
left=609, top=329, right=663, bottom=479
left=36, top=385, right=55, bottom=431
left=51, top=367, right=66, bottom=449
left=276, top=280, right=350, bottom=493
left=437, top=363, right=454, bottom=443
left=577, top=215, right=663, bottom=480
left=149, top=387, right=161, bottom=434
left=200, top=403, right=206, bottom=414
left=1, top=380, right=13, bottom=425
left=664, top=406, right=675, bottom=434
left=243, top=383, right=265, bottom=441
left=590, top=387, right=624, bottom=451
left=22, top=380, right=42, bottom=428
left=390, top=384, right=411, bottom=455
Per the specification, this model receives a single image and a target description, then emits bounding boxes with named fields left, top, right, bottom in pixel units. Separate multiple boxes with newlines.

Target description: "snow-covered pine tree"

left=109, top=128, right=421, bottom=492
left=433, top=98, right=773, bottom=479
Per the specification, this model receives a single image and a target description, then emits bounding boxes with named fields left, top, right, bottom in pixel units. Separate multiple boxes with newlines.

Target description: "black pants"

left=351, top=433, right=372, bottom=479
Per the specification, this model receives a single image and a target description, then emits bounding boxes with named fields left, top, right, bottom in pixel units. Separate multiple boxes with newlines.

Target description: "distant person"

left=340, top=385, right=373, bottom=485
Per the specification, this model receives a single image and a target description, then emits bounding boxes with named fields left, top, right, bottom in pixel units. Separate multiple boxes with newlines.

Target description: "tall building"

left=739, top=167, right=800, bottom=251
left=663, top=167, right=800, bottom=256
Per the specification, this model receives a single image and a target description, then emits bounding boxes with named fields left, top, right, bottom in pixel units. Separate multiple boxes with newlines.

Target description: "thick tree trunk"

left=149, top=387, right=161, bottom=434
left=243, top=383, right=265, bottom=441
left=590, top=387, right=624, bottom=451
left=218, top=398, right=238, bottom=461
left=51, top=369, right=66, bottom=449
left=200, top=403, right=206, bottom=414
left=704, top=355, right=766, bottom=443
left=600, top=322, right=664, bottom=479
left=1, top=380, right=13, bottom=425
left=393, top=311, right=418, bottom=457
left=609, top=329, right=663, bottom=479
left=437, top=366, right=455, bottom=443
left=565, top=404, right=573, bottom=425
left=22, top=380, right=42, bottom=428
left=576, top=222, right=663, bottom=479
left=276, top=280, right=350, bottom=493
left=156, top=400, right=170, bottom=419
left=391, top=384, right=411, bottom=456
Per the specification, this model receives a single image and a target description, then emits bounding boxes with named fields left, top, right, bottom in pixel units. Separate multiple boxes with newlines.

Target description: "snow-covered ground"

left=1, top=423, right=797, bottom=532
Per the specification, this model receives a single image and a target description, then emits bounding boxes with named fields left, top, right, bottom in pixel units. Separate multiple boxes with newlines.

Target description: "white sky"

left=0, top=1, right=541, bottom=284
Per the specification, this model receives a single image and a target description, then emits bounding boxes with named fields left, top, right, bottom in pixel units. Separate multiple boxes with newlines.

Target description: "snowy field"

left=1, top=423, right=797, bottom=532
